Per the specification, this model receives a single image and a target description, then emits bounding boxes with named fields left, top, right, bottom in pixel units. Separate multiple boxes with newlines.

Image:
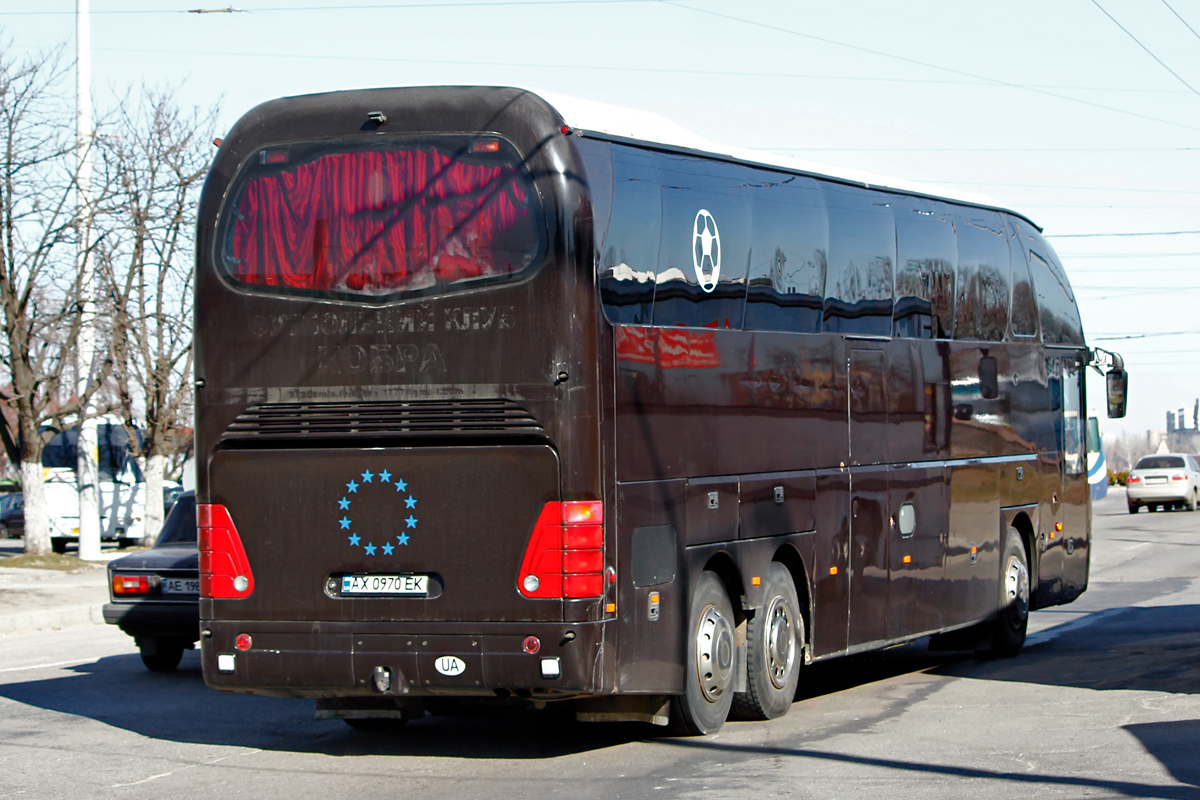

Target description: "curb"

left=0, top=604, right=106, bottom=637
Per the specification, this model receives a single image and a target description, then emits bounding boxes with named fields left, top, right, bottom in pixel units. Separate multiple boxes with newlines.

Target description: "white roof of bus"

left=536, top=90, right=1012, bottom=216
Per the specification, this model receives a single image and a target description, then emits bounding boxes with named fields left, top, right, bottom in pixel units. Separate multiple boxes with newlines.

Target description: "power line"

left=1058, top=252, right=1200, bottom=258
left=0, top=0, right=656, bottom=13
left=1091, top=0, right=1200, bottom=98
left=664, top=1, right=1200, bottom=134
left=763, top=146, right=1200, bottom=153
left=929, top=182, right=1200, bottom=194
left=1162, top=0, right=1200, bottom=43
left=1049, top=230, right=1200, bottom=238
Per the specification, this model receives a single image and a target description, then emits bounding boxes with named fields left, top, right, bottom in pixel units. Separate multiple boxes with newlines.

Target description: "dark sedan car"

left=103, top=491, right=198, bottom=671
left=0, top=492, right=24, bottom=538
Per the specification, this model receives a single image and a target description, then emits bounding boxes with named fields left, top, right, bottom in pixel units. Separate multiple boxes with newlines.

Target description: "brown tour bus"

left=195, top=87, right=1127, bottom=734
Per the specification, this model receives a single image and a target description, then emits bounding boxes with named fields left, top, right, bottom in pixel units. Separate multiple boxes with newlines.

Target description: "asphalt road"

left=2, top=490, right=1198, bottom=800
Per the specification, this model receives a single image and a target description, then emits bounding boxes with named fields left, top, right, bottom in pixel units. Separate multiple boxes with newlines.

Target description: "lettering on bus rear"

left=248, top=305, right=516, bottom=338
left=318, top=343, right=446, bottom=376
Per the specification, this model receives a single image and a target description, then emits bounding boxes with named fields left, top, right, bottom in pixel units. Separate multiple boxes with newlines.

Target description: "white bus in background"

left=42, top=416, right=147, bottom=554
left=1087, top=413, right=1108, bottom=500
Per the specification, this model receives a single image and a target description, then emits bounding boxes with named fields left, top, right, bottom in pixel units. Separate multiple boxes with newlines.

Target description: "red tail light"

left=518, top=501, right=605, bottom=599
left=1172, top=474, right=1186, bottom=481
left=1127, top=476, right=1141, bottom=483
left=197, top=503, right=255, bottom=599
left=112, top=575, right=152, bottom=595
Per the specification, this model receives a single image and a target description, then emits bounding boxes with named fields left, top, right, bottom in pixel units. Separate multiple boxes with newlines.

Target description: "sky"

left=3, top=0, right=1198, bottom=437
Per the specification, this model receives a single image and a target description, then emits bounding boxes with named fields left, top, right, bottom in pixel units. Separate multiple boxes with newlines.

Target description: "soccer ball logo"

left=692, top=209, right=721, bottom=293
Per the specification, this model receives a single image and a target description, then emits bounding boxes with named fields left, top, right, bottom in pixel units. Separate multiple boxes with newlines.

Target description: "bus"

left=195, top=87, right=1127, bottom=734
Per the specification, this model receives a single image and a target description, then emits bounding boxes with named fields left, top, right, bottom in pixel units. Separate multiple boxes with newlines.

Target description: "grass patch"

left=0, top=553, right=107, bottom=571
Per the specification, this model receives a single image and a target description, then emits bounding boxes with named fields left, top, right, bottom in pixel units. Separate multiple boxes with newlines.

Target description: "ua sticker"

left=692, top=208, right=721, bottom=293
left=434, top=656, right=466, bottom=676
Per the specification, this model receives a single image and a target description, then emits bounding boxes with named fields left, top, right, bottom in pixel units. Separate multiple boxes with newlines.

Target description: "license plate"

left=162, top=577, right=200, bottom=594
left=1147, top=477, right=1167, bottom=484
left=341, top=574, right=429, bottom=596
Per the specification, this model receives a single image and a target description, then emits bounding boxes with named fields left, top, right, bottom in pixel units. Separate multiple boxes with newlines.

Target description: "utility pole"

left=76, top=0, right=101, bottom=561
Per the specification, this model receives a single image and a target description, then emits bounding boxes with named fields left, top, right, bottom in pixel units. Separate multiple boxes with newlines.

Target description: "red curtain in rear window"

left=227, top=147, right=536, bottom=295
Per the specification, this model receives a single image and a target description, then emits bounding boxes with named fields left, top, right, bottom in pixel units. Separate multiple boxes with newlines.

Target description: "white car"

left=1126, top=453, right=1200, bottom=513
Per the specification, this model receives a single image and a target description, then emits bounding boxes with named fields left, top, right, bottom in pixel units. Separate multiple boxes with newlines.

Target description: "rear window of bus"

left=218, top=135, right=545, bottom=302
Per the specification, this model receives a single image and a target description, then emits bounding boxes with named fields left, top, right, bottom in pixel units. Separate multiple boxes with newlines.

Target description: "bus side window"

left=744, top=173, right=827, bottom=334
left=1015, top=220, right=1084, bottom=346
left=1008, top=220, right=1038, bottom=337
left=574, top=139, right=614, bottom=267
left=893, top=200, right=956, bottom=339
left=954, top=212, right=1010, bottom=342
left=822, top=184, right=895, bottom=337
left=652, top=153, right=750, bottom=329
left=599, top=145, right=661, bottom=325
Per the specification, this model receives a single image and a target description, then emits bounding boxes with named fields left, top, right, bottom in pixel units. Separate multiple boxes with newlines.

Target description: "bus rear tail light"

left=198, top=503, right=255, bottom=599
left=518, top=501, right=605, bottom=599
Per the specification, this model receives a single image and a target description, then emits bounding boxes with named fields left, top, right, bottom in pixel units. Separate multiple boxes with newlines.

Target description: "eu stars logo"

left=334, top=468, right=419, bottom=557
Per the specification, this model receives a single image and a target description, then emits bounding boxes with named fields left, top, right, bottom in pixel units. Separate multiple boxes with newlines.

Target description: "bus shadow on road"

left=0, top=651, right=655, bottom=757
left=938, top=603, right=1200, bottom=696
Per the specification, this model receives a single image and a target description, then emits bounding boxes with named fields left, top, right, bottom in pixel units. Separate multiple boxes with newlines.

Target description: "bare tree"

left=0, top=44, right=113, bottom=555
left=100, top=87, right=216, bottom=544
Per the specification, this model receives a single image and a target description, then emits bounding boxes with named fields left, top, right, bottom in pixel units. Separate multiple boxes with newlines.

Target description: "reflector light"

left=560, top=125, right=571, bottom=135
left=517, top=501, right=606, bottom=599
left=112, top=575, right=152, bottom=595
left=471, top=139, right=501, bottom=153
left=235, top=633, right=252, bottom=651
left=212, top=138, right=223, bottom=147
left=198, top=503, right=255, bottom=599
left=751, top=576, right=761, bottom=586
left=1055, top=522, right=1064, bottom=532
left=903, top=555, right=912, bottom=564
left=523, top=636, right=541, bottom=655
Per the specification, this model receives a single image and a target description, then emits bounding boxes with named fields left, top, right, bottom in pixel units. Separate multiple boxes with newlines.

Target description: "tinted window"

left=653, top=153, right=749, bottom=328
left=156, top=492, right=197, bottom=545
left=954, top=212, right=1010, bottom=341
left=1008, top=221, right=1038, bottom=337
left=1014, top=220, right=1083, bottom=345
left=221, top=135, right=544, bottom=303
left=893, top=200, right=956, bottom=339
left=744, top=174, right=827, bottom=334
left=599, top=146, right=661, bottom=324
left=1135, top=456, right=1186, bottom=470
left=575, top=139, right=614, bottom=266
left=822, top=184, right=894, bottom=336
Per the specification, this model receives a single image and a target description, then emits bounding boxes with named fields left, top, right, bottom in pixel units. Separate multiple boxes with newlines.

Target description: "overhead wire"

left=1090, top=0, right=1200, bottom=98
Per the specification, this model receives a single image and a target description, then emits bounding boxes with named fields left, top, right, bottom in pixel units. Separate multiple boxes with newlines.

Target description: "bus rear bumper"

left=199, top=619, right=613, bottom=700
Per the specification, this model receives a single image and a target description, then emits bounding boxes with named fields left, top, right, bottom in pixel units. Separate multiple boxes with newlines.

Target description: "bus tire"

left=991, top=528, right=1029, bottom=658
left=670, top=571, right=736, bottom=735
left=732, top=563, right=801, bottom=721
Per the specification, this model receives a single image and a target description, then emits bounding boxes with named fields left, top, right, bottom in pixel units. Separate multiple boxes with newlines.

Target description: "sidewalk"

left=0, top=540, right=122, bottom=636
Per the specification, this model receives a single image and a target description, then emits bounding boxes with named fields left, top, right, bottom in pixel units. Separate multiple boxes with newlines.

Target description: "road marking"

left=0, top=658, right=95, bottom=674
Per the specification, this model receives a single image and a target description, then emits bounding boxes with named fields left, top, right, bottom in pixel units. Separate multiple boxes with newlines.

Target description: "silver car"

left=1126, top=453, right=1200, bottom=513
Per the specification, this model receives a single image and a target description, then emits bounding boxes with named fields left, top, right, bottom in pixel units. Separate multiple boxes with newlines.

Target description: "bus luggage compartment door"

left=208, top=445, right=562, bottom=623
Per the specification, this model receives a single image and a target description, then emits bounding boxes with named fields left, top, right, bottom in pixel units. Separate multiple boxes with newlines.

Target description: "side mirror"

left=979, top=356, right=998, bottom=399
left=1107, top=368, right=1127, bottom=418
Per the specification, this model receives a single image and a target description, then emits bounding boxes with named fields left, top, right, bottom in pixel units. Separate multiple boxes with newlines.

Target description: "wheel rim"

left=694, top=602, right=735, bottom=703
left=1003, top=553, right=1030, bottom=630
left=762, top=595, right=798, bottom=689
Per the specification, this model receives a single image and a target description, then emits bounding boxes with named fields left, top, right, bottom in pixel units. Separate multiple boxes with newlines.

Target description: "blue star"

left=379, top=469, right=392, bottom=483
left=364, top=543, right=376, bottom=555
left=338, top=497, right=350, bottom=510
left=406, top=515, right=418, bottom=529
left=362, top=469, right=374, bottom=483
left=397, top=533, right=410, bottom=546
left=405, top=496, right=417, bottom=509
left=396, top=478, right=408, bottom=492
left=348, top=533, right=361, bottom=546
left=347, top=480, right=359, bottom=493
left=339, top=516, right=351, bottom=530
left=382, top=542, right=394, bottom=555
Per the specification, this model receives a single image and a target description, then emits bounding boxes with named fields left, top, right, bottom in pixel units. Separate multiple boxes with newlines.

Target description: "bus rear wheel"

left=990, top=528, right=1029, bottom=658
left=670, top=571, right=736, bottom=735
left=732, top=563, right=801, bottom=720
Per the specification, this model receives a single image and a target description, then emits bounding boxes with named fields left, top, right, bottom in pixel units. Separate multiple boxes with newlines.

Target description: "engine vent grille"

left=221, top=399, right=544, bottom=442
